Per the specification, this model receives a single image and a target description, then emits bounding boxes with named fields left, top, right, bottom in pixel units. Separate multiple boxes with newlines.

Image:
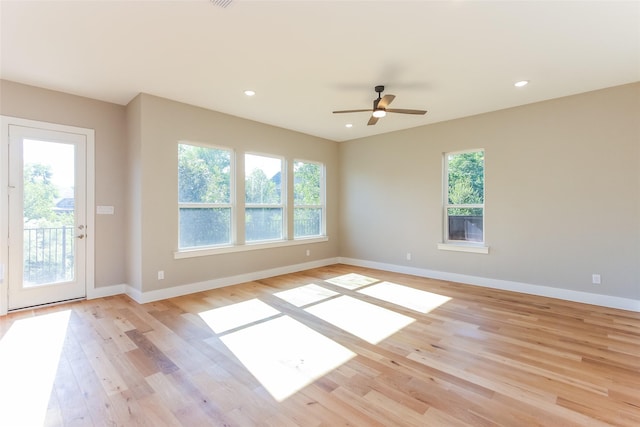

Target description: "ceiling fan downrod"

left=373, top=85, right=384, bottom=110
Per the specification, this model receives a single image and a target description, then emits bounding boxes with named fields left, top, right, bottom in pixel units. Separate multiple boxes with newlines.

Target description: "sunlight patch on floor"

left=218, top=315, right=355, bottom=401
left=325, top=273, right=379, bottom=290
left=0, top=310, right=71, bottom=427
left=305, top=295, right=415, bottom=344
left=273, top=283, right=338, bottom=307
left=199, top=299, right=280, bottom=333
left=358, top=281, right=452, bottom=313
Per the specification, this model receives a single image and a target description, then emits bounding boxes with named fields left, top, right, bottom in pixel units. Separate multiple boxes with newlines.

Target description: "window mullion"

left=179, top=203, right=231, bottom=209
left=245, top=204, right=283, bottom=209
left=446, top=203, right=484, bottom=209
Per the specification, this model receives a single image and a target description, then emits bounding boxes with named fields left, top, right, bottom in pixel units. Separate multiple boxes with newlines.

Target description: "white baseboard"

left=125, top=285, right=143, bottom=303
left=87, top=283, right=127, bottom=299
left=338, top=257, right=640, bottom=312
left=82, top=257, right=638, bottom=313
left=124, top=257, right=340, bottom=304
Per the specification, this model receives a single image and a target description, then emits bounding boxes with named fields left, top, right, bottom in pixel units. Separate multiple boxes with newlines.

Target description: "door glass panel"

left=22, top=139, right=75, bottom=287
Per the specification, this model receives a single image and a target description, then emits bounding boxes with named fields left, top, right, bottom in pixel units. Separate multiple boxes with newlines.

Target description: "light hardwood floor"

left=1, top=264, right=638, bottom=426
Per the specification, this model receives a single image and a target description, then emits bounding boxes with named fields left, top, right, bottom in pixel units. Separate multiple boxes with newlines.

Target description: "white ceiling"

left=1, top=0, right=639, bottom=142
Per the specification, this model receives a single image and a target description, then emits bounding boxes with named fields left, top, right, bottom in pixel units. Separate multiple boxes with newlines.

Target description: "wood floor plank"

left=135, top=393, right=183, bottom=427
left=144, top=371, right=227, bottom=426
left=81, top=339, right=130, bottom=397
left=105, top=389, right=150, bottom=427
left=125, top=329, right=180, bottom=375
left=297, top=383, right=386, bottom=427
left=67, top=342, right=126, bottom=426
left=51, top=349, right=94, bottom=426
left=2, top=264, right=638, bottom=426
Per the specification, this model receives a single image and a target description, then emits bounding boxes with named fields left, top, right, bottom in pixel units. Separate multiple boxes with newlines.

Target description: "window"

left=293, top=160, right=324, bottom=238
left=245, top=154, right=283, bottom=242
left=444, top=149, right=484, bottom=244
left=178, top=143, right=232, bottom=249
left=176, top=145, right=328, bottom=258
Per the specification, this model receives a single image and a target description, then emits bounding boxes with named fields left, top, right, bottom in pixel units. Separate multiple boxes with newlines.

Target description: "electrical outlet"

left=406, top=252, right=412, bottom=261
left=592, top=274, right=601, bottom=285
left=158, top=270, right=165, bottom=280
left=306, top=249, right=311, bottom=256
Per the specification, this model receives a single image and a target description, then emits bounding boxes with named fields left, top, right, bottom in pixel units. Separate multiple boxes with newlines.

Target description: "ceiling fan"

left=333, top=85, right=427, bottom=126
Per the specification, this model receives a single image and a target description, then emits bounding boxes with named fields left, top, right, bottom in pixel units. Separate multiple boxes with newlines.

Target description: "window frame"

left=439, top=148, right=489, bottom=254
left=244, top=152, right=286, bottom=243
left=177, top=141, right=234, bottom=250
left=175, top=146, right=329, bottom=259
left=293, top=159, right=326, bottom=239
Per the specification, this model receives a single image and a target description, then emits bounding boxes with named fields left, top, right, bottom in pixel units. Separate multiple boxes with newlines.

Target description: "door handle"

left=76, top=234, right=85, bottom=239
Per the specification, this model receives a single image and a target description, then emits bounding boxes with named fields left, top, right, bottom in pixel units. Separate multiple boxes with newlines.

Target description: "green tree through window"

left=245, top=154, right=283, bottom=242
left=24, top=164, right=59, bottom=223
left=245, top=169, right=279, bottom=204
left=178, top=143, right=232, bottom=248
left=177, top=145, right=326, bottom=250
left=445, top=150, right=484, bottom=242
left=294, top=161, right=323, bottom=238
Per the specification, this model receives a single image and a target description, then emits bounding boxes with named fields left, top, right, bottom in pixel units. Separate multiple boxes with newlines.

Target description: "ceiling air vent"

left=211, top=0, right=233, bottom=8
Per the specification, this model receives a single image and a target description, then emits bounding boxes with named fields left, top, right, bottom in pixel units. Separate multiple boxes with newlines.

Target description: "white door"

left=7, top=125, right=87, bottom=310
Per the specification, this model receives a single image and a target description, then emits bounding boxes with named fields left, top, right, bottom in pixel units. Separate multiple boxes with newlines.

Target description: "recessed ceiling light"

left=244, top=90, right=256, bottom=96
left=345, top=123, right=353, bottom=128
left=514, top=80, right=529, bottom=88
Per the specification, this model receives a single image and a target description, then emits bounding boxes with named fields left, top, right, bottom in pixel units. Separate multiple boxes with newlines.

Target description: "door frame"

left=1, top=116, right=95, bottom=315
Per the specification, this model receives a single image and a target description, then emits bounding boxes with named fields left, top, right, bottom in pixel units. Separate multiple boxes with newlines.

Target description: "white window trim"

left=174, top=235, right=328, bottom=259
left=437, top=242, right=489, bottom=254
left=440, top=148, right=489, bottom=254
left=245, top=203, right=283, bottom=209
left=179, top=202, right=232, bottom=209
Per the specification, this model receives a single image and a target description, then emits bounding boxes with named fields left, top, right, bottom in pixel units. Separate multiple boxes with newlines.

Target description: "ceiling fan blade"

left=333, top=109, right=372, bottom=114
left=367, top=116, right=379, bottom=126
left=377, top=94, right=395, bottom=109
left=386, top=108, right=427, bottom=115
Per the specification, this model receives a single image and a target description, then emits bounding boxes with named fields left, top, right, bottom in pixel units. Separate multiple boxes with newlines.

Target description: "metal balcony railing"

left=23, top=226, right=74, bottom=285
left=448, top=215, right=483, bottom=242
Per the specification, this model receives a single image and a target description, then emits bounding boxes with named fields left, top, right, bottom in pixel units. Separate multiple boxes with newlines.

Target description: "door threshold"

left=7, top=297, right=86, bottom=313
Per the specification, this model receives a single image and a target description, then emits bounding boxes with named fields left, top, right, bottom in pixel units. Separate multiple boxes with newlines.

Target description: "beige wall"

left=125, top=94, right=143, bottom=291
left=339, top=83, right=640, bottom=300
left=0, top=80, right=127, bottom=289
left=2, top=79, right=637, bottom=302
left=130, top=94, right=340, bottom=292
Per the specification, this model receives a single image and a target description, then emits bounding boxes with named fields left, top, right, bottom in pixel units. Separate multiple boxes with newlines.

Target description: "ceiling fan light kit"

left=333, top=85, right=427, bottom=126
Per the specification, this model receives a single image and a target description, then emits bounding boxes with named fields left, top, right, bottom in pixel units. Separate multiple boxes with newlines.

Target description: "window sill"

left=437, top=243, right=489, bottom=254
left=174, top=236, right=329, bottom=259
